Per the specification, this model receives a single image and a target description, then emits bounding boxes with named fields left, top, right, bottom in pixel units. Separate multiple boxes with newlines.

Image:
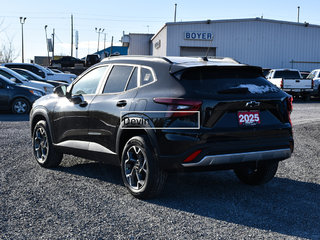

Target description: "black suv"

left=50, top=56, right=84, bottom=67
left=30, top=56, right=293, bottom=199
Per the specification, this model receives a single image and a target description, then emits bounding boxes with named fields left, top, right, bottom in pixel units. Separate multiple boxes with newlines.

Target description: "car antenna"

left=202, top=34, right=214, bottom=61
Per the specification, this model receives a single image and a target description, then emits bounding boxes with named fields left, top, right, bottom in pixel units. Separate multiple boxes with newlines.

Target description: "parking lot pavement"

left=0, top=102, right=319, bottom=239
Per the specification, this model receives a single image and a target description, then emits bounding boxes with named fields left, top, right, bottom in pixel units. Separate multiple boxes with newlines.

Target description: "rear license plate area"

left=238, top=111, right=261, bottom=126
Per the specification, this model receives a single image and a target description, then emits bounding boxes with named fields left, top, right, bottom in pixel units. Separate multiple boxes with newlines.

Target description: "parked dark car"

left=30, top=56, right=294, bottom=199
left=50, top=56, right=85, bottom=67
left=11, top=68, right=69, bottom=87
left=85, top=54, right=101, bottom=67
left=0, top=75, right=44, bottom=114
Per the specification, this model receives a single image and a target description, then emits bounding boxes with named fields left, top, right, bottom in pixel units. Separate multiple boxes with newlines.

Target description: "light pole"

left=44, top=25, right=50, bottom=65
left=95, top=27, right=104, bottom=52
left=20, top=17, right=26, bottom=63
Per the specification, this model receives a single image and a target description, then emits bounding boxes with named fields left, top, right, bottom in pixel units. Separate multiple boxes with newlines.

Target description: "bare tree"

left=0, top=18, right=19, bottom=63
left=0, top=40, right=19, bottom=63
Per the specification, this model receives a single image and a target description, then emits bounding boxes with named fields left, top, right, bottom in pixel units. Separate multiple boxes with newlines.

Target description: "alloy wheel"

left=124, top=145, right=148, bottom=191
left=13, top=100, right=28, bottom=114
left=34, top=127, right=49, bottom=164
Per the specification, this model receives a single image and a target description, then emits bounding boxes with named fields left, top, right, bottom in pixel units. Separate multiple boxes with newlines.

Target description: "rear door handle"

left=116, top=100, right=127, bottom=107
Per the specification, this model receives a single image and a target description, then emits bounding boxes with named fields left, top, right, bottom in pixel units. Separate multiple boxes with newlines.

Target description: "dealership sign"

left=184, top=32, right=213, bottom=41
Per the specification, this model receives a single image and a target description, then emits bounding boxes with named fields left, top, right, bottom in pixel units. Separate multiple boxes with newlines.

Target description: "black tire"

left=234, top=161, right=279, bottom=185
left=11, top=98, right=30, bottom=114
left=32, top=120, right=63, bottom=168
left=121, top=136, right=167, bottom=199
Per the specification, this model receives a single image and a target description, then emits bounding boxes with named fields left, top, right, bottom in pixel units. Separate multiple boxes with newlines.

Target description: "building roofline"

left=151, top=18, right=320, bottom=41
left=150, top=24, right=167, bottom=41
left=128, top=33, right=154, bottom=36
left=165, top=17, right=320, bottom=28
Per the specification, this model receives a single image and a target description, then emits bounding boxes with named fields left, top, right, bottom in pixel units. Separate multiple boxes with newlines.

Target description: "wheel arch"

left=116, top=128, right=160, bottom=162
left=10, top=97, right=31, bottom=110
left=30, top=107, right=54, bottom=142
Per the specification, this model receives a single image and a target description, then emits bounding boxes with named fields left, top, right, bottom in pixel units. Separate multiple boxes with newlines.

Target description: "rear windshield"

left=174, top=66, right=279, bottom=97
left=273, top=70, right=301, bottom=79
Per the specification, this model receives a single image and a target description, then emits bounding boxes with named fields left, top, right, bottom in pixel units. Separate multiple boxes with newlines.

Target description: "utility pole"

left=103, top=33, right=106, bottom=57
left=75, top=30, right=79, bottom=58
left=19, top=17, right=26, bottom=63
left=110, top=36, right=113, bottom=56
left=52, top=28, right=55, bottom=60
left=71, top=14, right=74, bottom=57
left=297, top=6, right=300, bottom=23
left=44, top=25, right=50, bottom=65
left=174, top=3, right=177, bottom=22
left=95, top=27, right=104, bottom=52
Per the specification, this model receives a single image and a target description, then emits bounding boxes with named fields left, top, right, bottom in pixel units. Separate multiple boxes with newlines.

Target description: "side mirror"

left=53, top=85, right=67, bottom=97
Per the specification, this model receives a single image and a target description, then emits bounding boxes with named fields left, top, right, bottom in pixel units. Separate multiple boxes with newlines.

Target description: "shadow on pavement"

left=55, top=162, right=320, bottom=239
left=0, top=112, right=29, bottom=122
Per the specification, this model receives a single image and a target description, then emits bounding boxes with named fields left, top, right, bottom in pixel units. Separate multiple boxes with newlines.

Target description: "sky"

left=0, top=0, right=319, bottom=62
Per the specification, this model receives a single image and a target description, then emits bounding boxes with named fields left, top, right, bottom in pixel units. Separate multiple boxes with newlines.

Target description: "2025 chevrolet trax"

left=30, top=56, right=293, bottom=199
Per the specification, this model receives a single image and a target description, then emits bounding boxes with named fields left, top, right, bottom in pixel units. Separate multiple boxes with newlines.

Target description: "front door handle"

left=116, top=100, right=127, bottom=107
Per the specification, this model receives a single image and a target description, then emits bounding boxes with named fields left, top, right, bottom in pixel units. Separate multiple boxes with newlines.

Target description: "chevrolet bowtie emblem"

left=246, top=101, right=261, bottom=108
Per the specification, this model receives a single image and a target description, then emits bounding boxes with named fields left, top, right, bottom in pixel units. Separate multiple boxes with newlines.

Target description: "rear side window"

left=175, top=66, right=279, bottom=97
left=140, top=68, right=154, bottom=86
left=103, top=65, right=133, bottom=93
left=274, top=71, right=301, bottom=79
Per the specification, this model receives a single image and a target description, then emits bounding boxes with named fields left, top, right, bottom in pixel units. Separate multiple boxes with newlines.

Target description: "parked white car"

left=2, top=63, right=76, bottom=84
left=0, top=66, right=54, bottom=94
left=306, top=69, right=320, bottom=96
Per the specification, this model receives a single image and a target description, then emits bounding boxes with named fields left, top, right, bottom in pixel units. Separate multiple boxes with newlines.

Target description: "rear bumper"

left=182, top=148, right=291, bottom=167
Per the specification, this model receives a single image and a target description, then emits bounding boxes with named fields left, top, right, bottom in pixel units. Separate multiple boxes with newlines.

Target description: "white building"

left=123, top=18, right=320, bottom=71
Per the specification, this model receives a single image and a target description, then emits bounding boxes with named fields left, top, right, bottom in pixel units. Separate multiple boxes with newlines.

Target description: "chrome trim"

left=55, top=140, right=116, bottom=155
left=182, top=148, right=291, bottom=167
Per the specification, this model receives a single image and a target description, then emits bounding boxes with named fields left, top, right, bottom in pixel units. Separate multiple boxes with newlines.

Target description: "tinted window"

left=0, top=70, right=14, bottom=79
left=126, top=67, right=138, bottom=90
left=274, top=71, right=301, bottom=79
left=72, top=66, right=108, bottom=95
left=103, top=65, right=133, bottom=93
left=175, top=66, right=278, bottom=97
left=140, top=68, right=154, bottom=86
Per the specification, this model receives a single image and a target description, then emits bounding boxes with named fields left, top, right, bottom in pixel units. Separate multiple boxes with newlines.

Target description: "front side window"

left=72, top=66, right=108, bottom=95
left=0, top=70, right=13, bottom=79
left=103, top=65, right=133, bottom=93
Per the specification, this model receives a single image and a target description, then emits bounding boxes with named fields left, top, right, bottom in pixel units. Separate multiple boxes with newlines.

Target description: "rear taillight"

left=153, top=98, right=202, bottom=117
left=287, top=96, right=293, bottom=125
left=280, top=79, right=283, bottom=89
left=312, top=79, right=314, bottom=89
left=287, top=96, right=293, bottom=113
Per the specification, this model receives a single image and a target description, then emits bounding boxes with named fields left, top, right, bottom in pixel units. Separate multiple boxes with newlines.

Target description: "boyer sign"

left=184, top=32, right=213, bottom=41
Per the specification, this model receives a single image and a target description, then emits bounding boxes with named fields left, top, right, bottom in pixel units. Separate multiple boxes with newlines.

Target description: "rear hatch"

left=173, top=66, right=292, bottom=153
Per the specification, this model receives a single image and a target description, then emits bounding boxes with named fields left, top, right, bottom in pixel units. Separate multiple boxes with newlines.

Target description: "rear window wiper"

left=218, top=87, right=249, bottom=94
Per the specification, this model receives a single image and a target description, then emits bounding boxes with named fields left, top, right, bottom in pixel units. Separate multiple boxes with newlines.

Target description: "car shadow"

left=55, top=162, right=320, bottom=239
left=0, top=112, right=29, bottom=121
